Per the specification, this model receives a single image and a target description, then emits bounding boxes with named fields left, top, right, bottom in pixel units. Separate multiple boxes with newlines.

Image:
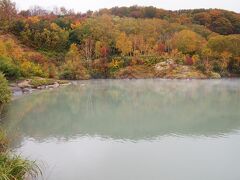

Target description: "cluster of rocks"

left=10, top=79, right=70, bottom=96
left=36, top=82, right=60, bottom=90
left=155, top=59, right=177, bottom=77
left=114, top=59, right=221, bottom=79
left=154, top=59, right=221, bottom=79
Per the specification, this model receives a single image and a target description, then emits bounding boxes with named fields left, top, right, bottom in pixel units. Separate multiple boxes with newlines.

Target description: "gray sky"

left=13, top=0, right=240, bottom=13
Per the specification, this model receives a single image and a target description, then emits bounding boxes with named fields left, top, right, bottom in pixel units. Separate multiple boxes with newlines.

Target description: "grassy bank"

left=0, top=73, right=11, bottom=106
left=0, top=73, right=41, bottom=180
left=0, top=130, right=40, bottom=180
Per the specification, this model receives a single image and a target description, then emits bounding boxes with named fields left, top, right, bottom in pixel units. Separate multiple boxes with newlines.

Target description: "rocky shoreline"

left=9, top=78, right=71, bottom=96
left=114, top=59, right=221, bottom=79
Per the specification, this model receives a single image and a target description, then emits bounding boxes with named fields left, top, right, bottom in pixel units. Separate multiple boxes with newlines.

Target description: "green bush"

left=111, top=56, right=131, bottom=67
left=196, top=60, right=207, bottom=72
left=0, top=130, right=8, bottom=152
left=20, top=61, right=47, bottom=78
left=0, top=56, right=21, bottom=80
left=108, top=58, right=124, bottom=77
left=0, top=72, right=11, bottom=105
left=142, top=55, right=165, bottom=66
left=229, top=59, right=240, bottom=74
left=60, top=60, right=90, bottom=80
left=59, top=70, right=76, bottom=80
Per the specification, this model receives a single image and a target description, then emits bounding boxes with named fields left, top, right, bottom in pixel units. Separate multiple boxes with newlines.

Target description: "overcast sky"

left=12, top=0, right=240, bottom=13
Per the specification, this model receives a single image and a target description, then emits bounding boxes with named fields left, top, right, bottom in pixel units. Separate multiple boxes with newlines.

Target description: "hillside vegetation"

left=0, top=0, right=239, bottom=81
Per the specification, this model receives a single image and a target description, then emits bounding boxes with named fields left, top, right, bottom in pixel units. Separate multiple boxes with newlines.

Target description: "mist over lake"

left=1, top=79, right=240, bottom=180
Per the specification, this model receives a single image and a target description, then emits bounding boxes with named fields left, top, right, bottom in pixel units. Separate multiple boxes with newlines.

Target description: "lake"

left=1, top=79, right=240, bottom=180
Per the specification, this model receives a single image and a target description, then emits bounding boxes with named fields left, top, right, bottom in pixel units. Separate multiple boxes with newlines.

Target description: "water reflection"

left=1, top=79, right=240, bottom=180
left=1, top=79, right=240, bottom=143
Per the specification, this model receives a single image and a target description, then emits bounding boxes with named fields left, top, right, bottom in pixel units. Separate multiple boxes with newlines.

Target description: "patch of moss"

left=29, top=78, right=55, bottom=88
left=57, top=80, right=70, bottom=85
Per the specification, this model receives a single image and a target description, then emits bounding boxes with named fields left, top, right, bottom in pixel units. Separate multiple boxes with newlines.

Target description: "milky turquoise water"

left=1, top=79, right=240, bottom=180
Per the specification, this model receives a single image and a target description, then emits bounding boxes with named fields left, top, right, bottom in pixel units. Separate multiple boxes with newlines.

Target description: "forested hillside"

left=0, top=0, right=240, bottom=80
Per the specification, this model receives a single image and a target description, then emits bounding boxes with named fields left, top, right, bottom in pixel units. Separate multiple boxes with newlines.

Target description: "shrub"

left=0, top=130, right=8, bottom=152
left=229, top=57, right=240, bottom=74
left=0, top=56, right=21, bottom=80
left=142, top=55, right=165, bottom=66
left=20, top=61, right=47, bottom=78
left=169, top=49, right=185, bottom=65
left=185, top=56, right=193, bottom=65
left=89, top=59, right=109, bottom=79
left=196, top=60, right=207, bottom=72
left=108, top=58, right=124, bottom=76
left=60, top=60, right=90, bottom=80
left=60, top=70, right=76, bottom=80
left=119, top=56, right=132, bottom=67
left=0, top=72, right=11, bottom=105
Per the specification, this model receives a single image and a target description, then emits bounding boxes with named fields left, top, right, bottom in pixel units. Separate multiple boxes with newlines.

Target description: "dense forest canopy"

left=0, top=0, right=240, bottom=80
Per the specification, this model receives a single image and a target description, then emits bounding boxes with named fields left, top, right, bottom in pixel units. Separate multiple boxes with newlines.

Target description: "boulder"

left=18, top=80, right=31, bottom=88
left=47, top=82, right=60, bottom=89
left=155, top=59, right=177, bottom=77
left=155, top=59, right=208, bottom=79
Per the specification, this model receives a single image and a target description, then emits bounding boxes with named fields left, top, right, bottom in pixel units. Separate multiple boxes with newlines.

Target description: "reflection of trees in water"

left=2, top=79, right=240, bottom=144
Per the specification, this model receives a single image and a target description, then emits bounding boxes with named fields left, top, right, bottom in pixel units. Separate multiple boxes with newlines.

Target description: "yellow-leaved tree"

left=171, top=30, right=206, bottom=55
left=116, top=32, right=132, bottom=56
left=61, top=44, right=90, bottom=80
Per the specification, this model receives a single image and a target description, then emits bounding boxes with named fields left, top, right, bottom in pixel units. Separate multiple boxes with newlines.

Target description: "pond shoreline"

left=9, top=76, right=240, bottom=97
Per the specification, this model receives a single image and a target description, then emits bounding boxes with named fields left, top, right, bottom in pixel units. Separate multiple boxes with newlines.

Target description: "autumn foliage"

left=0, top=0, right=240, bottom=80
